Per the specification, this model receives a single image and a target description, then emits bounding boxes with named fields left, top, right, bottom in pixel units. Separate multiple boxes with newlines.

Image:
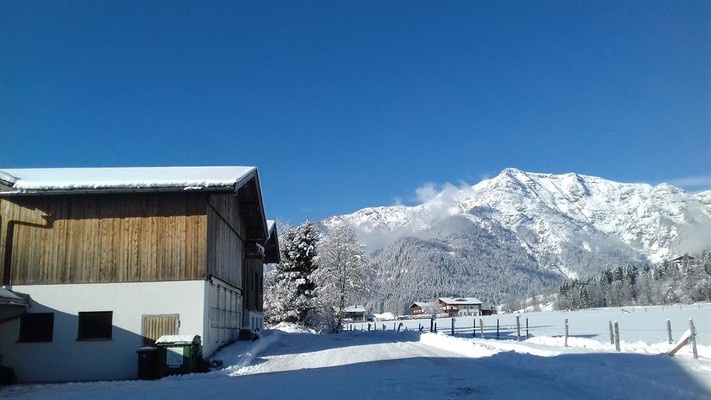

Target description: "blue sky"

left=1, top=1, right=709, bottom=224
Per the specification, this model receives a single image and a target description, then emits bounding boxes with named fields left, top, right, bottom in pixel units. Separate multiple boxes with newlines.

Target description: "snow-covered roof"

left=0, top=288, right=29, bottom=321
left=343, top=306, right=366, bottom=313
left=0, top=166, right=257, bottom=194
left=438, top=297, right=483, bottom=305
left=410, top=302, right=435, bottom=308
left=0, top=288, right=28, bottom=305
left=155, top=335, right=201, bottom=345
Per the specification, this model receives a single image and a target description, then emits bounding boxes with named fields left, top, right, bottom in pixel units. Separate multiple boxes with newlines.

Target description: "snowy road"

left=2, top=325, right=710, bottom=400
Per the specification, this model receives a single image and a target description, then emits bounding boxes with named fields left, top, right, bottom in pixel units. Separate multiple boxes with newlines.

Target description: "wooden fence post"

left=689, top=319, right=698, bottom=359
left=667, top=319, right=672, bottom=344
left=430, top=317, right=434, bottom=333
left=609, top=321, right=614, bottom=344
left=564, top=318, right=569, bottom=347
left=473, top=318, right=476, bottom=337
left=451, top=318, right=455, bottom=336
left=496, top=319, right=500, bottom=339
left=479, top=318, right=484, bottom=339
left=516, top=315, right=521, bottom=342
left=614, top=321, right=620, bottom=351
left=526, top=318, right=529, bottom=339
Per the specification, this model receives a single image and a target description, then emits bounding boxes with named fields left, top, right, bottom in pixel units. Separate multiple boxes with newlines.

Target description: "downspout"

left=0, top=171, right=15, bottom=286
left=0, top=172, right=55, bottom=286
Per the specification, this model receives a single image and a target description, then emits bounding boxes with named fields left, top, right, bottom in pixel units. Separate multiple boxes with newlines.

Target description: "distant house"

left=437, top=297, right=483, bottom=317
left=342, top=306, right=367, bottom=322
left=0, top=166, right=279, bottom=383
left=409, top=302, right=437, bottom=315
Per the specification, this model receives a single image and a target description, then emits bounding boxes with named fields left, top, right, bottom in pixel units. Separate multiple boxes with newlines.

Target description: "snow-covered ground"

left=2, top=306, right=710, bottom=400
left=356, top=303, right=711, bottom=346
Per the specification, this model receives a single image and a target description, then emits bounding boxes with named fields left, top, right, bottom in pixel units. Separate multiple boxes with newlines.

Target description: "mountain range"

left=323, top=168, right=711, bottom=313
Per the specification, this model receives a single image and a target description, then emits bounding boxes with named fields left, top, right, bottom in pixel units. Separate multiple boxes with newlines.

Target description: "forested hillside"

left=556, top=251, right=711, bottom=310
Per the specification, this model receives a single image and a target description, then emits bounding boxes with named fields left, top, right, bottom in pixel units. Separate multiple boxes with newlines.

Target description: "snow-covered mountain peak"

left=695, top=191, right=711, bottom=206
left=326, top=169, right=711, bottom=278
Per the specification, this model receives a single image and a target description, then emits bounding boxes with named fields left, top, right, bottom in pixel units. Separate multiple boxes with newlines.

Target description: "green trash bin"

left=155, top=335, right=202, bottom=376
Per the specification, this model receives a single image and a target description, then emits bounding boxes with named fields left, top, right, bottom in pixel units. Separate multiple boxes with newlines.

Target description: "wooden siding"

left=0, top=193, right=208, bottom=285
left=244, top=258, right=264, bottom=312
left=206, top=194, right=245, bottom=289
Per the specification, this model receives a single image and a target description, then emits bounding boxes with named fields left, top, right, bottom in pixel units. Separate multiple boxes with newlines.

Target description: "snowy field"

left=1, top=305, right=710, bottom=400
left=356, top=303, right=711, bottom=346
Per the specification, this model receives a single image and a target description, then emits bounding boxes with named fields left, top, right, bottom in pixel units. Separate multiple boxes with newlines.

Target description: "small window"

left=77, top=311, right=113, bottom=340
left=18, top=313, right=54, bottom=342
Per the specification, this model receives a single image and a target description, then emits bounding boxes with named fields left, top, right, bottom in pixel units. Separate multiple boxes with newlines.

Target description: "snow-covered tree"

left=263, top=266, right=281, bottom=324
left=311, top=224, right=370, bottom=332
left=266, top=221, right=320, bottom=325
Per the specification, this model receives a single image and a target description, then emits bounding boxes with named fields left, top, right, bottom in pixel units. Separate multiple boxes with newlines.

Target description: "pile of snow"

left=373, top=312, right=396, bottom=321
left=269, top=322, right=316, bottom=334
left=420, top=331, right=711, bottom=360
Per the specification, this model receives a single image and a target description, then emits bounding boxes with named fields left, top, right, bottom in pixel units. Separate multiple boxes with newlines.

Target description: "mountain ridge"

left=323, top=169, right=711, bottom=312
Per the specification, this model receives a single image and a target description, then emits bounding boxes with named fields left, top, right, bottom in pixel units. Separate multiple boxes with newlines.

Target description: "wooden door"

left=142, top=314, right=179, bottom=346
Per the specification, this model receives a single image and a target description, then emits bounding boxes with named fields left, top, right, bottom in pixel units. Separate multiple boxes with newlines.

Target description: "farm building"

left=0, top=166, right=279, bottom=383
left=409, top=302, right=437, bottom=315
left=342, top=306, right=367, bottom=322
left=437, top=297, right=483, bottom=317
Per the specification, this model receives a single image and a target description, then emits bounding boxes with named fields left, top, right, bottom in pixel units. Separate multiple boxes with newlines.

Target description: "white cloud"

left=414, top=181, right=477, bottom=206
left=415, top=182, right=439, bottom=203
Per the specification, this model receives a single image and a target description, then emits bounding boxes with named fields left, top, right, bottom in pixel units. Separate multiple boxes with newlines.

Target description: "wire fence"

left=345, top=304, right=711, bottom=357
left=347, top=316, right=554, bottom=341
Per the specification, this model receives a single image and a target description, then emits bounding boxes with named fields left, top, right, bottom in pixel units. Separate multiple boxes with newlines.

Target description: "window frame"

left=18, top=313, right=55, bottom=343
left=77, top=311, right=113, bottom=341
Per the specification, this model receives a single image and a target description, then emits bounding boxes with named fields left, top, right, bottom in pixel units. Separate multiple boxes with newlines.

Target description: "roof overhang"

left=0, top=166, right=257, bottom=196
left=237, top=170, right=270, bottom=243
left=263, top=221, right=280, bottom=264
left=0, top=288, right=29, bottom=323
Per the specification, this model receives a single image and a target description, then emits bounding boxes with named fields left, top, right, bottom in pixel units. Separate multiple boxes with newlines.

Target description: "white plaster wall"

left=245, top=310, right=264, bottom=332
left=203, top=281, right=242, bottom=356
left=0, top=281, right=208, bottom=383
left=458, top=305, right=481, bottom=316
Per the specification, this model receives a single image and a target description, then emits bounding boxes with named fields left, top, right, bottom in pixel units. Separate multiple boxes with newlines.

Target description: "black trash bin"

left=136, top=346, right=160, bottom=380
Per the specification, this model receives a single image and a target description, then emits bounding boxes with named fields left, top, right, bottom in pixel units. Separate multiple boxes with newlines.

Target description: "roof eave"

left=0, top=185, right=239, bottom=196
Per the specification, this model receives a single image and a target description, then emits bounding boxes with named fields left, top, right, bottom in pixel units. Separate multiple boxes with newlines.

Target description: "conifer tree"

left=269, top=221, right=320, bottom=325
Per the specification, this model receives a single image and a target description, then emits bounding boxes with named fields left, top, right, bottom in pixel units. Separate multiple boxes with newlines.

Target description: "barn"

left=0, top=166, right=279, bottom=383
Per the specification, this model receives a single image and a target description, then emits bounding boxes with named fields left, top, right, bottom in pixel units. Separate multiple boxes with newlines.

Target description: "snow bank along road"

left=2, top=324, right=710, bottom=400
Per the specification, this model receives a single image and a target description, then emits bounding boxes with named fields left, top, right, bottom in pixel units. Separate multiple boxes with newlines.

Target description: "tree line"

left=264, top=221, right=372, bottom=332
left=556, top=251, right=711, bottom=310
